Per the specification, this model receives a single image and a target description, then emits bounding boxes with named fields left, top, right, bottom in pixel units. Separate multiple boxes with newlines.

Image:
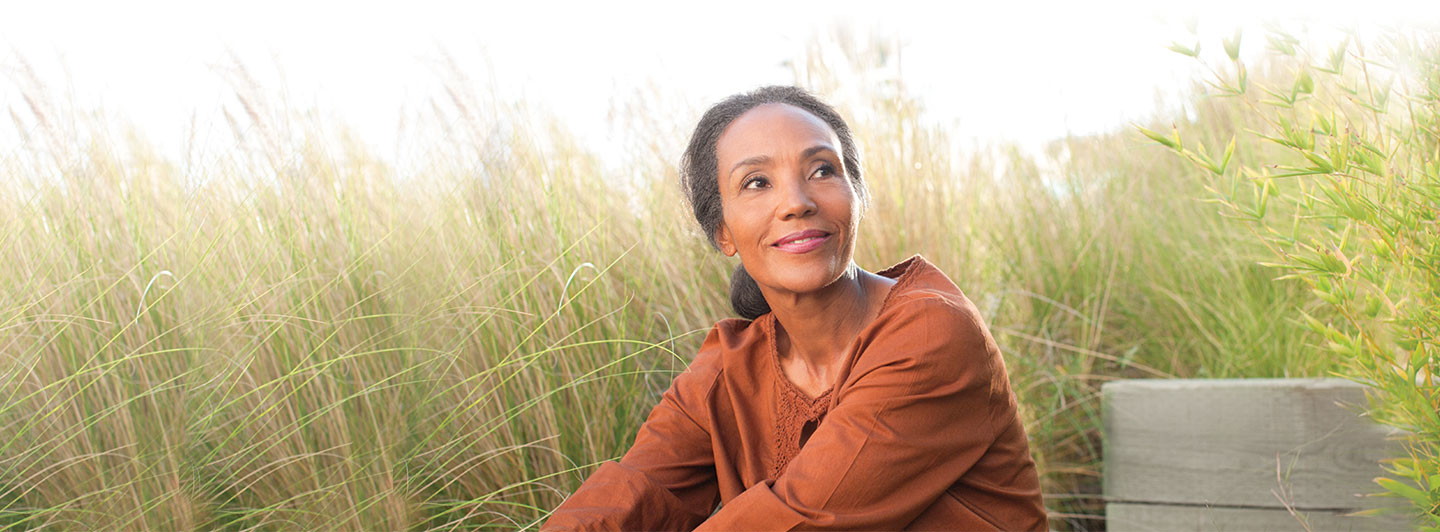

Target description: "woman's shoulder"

left=875, top=254, right=989, bottom=334
left=857, top=257, right=1002, bottom=380
left=679, top=316, right=769, bottom=382
left=707, top=316, right=769, bottom=352
left=657, top=317, right=771, bottom=421
left=869, top=290, right=993, bottom=362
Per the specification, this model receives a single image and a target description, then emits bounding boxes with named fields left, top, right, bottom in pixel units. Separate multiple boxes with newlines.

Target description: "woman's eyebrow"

left=800, top=144, right=837, bottom=161
left=729, top=155, right=771, bottom=177
left=727, top=145, right=838, bottom=178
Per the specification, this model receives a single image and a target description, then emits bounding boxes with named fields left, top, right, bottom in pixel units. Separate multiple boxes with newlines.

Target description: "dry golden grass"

left=0, top=32, right=1342, bottom=530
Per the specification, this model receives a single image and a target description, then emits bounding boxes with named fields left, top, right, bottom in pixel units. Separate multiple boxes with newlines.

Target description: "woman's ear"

left=716, top=223, right=737, bottom=257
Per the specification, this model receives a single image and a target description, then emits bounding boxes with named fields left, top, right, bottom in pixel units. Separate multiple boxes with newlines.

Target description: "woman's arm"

left=695, top=296, right=1032, bottom=531
left=541, top=329, right=724, bottom=531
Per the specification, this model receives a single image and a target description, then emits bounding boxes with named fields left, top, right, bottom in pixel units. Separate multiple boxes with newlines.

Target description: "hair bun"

left=729, top=263, right=771, bottom=320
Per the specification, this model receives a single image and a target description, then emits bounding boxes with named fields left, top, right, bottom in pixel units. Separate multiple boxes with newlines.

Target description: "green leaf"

left=1219, top=136, right=1235, bottom=175
left=1137, top=125, right=1180, bottom=149
left=1364, top=295, right=1383, bottom=317
left=1325, top=339, right=1350, bottom=354
left=1267, top=32, right=1298, bottom=56
left=1194, top=141, right=1222, bottom=175
left=1356, top=150, right=1384, bottom=176
left=1372, top=239, right=1392, bottom=260
left=1373, top=84, right=1391, bottom=109
left=1375, top=477, right=1432, bottom=507
left=1294, top=69, right=1315, bottom=95
left=1298, top=311, right=1327, bottom=335
left=1224, top=28, right=1243, bottom=61
left=1302, top=152, right=1335, bottom=174
left=1169, top=41, right=1201, bottom=58
left=1328, top=130, right=1350, bottom=171
left=1315, top=112, right=1334, bottom=136
left=1260, top=85, right=1297, bottom=108
left=1255, top=177, right=1271, bottom=219
left=1324, top=39, right=1349, bottom=74
left=1315, top=287, right=1342, bottom=305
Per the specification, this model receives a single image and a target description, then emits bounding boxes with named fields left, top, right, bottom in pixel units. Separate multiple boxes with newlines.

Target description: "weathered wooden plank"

left=1103, top=378, right=1407, bottom=511
left=1107, top=502, right=1416, bottom=532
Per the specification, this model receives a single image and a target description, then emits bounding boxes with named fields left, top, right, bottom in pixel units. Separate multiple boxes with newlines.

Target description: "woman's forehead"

left=716, top=103, right=840, bottom=159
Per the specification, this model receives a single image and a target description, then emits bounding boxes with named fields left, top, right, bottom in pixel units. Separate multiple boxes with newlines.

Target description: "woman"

left=543, top=86, right=1046, bottom=531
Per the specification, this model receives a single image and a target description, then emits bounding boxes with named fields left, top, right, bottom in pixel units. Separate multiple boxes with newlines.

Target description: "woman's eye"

left=812, top=164, right=837, bottom=178
left=742, top=176, right=768, bottom=189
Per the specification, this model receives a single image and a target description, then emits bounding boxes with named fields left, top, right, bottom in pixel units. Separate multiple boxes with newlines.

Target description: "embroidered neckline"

left=763, top=255, right=929, bottom=478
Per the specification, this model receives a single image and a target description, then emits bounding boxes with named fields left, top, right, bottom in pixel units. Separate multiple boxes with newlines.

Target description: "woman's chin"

left=771, top=268, right=847, bottom=296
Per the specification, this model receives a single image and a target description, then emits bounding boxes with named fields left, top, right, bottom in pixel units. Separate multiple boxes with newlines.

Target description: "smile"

left=772, top=233, right=831, bottom=254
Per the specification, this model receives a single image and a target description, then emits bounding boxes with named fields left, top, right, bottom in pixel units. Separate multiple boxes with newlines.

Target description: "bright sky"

left=3, top=0, right=1437, bottom=168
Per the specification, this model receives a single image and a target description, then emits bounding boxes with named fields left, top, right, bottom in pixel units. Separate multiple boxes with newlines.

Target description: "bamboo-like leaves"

left=1224, top=29, right=1243, bottom=61
left=1137, top=124, right=1182, bottom=150
left=1169, top=41, right=1201, bottom=58
left=1144, top=28, right=1440, bottom=528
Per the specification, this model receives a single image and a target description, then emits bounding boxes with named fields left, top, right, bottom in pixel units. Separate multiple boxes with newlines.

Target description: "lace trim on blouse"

left=771, top=367, right=833, bottom=478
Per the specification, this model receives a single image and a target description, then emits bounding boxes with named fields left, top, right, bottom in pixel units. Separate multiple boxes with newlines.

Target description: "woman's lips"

left=773, top=233, right=831, bottom=254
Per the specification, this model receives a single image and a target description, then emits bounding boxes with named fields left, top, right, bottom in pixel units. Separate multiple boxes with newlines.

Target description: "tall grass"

left=1, top=60, right=732, bottom=529
left=1, top=30, right=1346, bottom=530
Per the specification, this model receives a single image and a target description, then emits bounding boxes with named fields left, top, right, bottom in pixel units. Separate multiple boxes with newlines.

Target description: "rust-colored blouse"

left=543, top=255, right=1047, bottom=531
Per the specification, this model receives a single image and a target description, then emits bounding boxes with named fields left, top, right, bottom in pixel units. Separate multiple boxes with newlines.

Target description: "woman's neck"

left=769, top=265, right=895, bottom=384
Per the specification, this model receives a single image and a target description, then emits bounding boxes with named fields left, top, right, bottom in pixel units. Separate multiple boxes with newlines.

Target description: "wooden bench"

left=1102, top=378, right=1415, bottom=531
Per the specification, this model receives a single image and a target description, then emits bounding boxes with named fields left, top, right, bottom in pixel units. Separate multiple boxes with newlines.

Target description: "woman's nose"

left=778, top=179, right=817, bottom=220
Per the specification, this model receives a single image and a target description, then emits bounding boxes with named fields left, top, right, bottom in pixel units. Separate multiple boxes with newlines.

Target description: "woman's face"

left=713, top=103, right=860, bottom=300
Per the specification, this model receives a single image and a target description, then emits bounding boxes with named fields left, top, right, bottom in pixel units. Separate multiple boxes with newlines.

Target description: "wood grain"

left=1102, top=378, right=1411, bottom=529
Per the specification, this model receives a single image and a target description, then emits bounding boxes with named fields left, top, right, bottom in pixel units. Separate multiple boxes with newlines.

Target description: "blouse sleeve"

left=541, top=328, right=724, bottom=531
left=695, top=296, right=1008, bottom=531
